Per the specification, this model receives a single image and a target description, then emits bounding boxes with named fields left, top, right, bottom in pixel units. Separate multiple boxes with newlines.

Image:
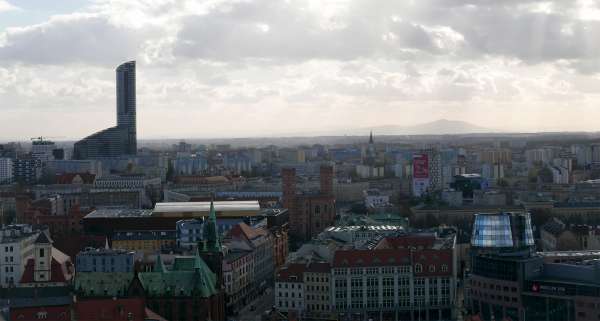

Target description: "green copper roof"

left=154, top=254, right=166, bottom=273
left=75, top=272, right=134, bottom=297
left=74, top=256, right=218, bottom=299
left=138, top=254, right=218, bottom=298
left=203, top=200, right=221, bottom=253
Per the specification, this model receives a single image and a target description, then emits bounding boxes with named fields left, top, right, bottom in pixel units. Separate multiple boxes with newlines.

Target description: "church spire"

left=203, top=199, right=221, bottom=253
left=369, top=131, right=374, bottom=144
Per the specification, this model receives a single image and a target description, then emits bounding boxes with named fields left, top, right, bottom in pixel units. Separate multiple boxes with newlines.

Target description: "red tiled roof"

left=333, top=248, right=453, bottom=276
left=20, top=248, right=73, bottom=284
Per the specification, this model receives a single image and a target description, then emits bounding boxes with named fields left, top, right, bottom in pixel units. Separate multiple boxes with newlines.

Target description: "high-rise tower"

left=74, top=61, right=138, bottom=159
left=116, top=61, right=136, bottom=155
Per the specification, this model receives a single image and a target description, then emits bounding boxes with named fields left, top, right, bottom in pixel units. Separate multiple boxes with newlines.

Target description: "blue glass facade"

left=471, top=212, right=534, bottom=249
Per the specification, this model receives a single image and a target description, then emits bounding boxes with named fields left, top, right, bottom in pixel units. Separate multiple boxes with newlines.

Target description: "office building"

left=73, top=61, right=137, bottom=159
left=31, top=139, right=56, bottom=162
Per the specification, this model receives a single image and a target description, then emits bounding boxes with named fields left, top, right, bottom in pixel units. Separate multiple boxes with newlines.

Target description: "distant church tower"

left=365, top=131, right=377, bottom=166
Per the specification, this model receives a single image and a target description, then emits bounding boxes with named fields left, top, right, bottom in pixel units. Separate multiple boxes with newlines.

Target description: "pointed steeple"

left=154, top=253, right=166, bottom=273
left=369, top=130, right=374, bottom=144
left=203, top=200, right=221, bottom=253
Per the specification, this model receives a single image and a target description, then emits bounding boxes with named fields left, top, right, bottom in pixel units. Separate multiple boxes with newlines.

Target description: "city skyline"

left=1, top=0, right=600, bottom=140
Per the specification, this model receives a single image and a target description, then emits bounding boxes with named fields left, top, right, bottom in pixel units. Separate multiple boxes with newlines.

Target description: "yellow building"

left=111, top=230, right=176, bottom=253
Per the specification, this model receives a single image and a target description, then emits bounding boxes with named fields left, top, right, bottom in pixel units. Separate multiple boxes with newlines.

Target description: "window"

left=441, top=264, right=448, bottom=272
left=415, top=263, right=422, bottom=273
left=429, top=264, right=436, bottom=272
left=39, top=248, right=45, bottom=258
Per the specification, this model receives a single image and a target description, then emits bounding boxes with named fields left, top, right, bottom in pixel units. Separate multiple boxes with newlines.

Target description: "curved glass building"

left=471, top=211, right=535, bottom=253
left=74, top=61, right=137, bottom=159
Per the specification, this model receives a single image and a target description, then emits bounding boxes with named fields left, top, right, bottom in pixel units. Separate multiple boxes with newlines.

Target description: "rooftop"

left=153, top=200, right=261, bottom=216
left=84, top=208, right=153, bottom=219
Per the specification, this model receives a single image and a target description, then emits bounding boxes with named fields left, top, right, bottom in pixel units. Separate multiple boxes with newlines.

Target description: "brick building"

left=282, top=164, right=335, bottom=242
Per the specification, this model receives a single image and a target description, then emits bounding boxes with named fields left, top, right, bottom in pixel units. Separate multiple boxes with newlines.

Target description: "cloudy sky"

left=1, top=0, right=600, bottom=140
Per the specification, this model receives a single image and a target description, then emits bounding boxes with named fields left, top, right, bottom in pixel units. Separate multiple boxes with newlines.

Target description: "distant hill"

left=368, top=119, right=492, bottom=135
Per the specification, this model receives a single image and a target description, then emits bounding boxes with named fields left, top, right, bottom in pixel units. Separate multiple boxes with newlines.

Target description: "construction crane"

left=30, top=136, right=65, bottom=142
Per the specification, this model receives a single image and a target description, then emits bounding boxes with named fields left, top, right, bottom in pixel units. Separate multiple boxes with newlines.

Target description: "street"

left=232, top=288, right=275, bottom=321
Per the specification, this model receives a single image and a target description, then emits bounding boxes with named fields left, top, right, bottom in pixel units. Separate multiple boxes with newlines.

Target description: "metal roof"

left=153, top=200, right=260, bottom=213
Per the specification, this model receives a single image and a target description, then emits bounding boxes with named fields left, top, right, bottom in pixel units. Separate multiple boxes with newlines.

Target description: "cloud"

left=3, top=0, right=600, bottom=139
left=0, top=13, right=160, bottom=65
left=0, top=1, right=18, bottom=13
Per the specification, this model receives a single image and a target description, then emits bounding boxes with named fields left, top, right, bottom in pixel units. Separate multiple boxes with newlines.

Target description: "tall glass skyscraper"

left=74, top=61, right=137, bottom=159
left=116, top=61, right=136, bottom=155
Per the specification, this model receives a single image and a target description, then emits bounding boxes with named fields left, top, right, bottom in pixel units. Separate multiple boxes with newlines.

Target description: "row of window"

left=334, top=264, right=448, bottom=275
left=305, top=275, right=328, bottom=282
left=278, top=283, right=303, bottom=289
left=3, top=246, right=14, bottom=253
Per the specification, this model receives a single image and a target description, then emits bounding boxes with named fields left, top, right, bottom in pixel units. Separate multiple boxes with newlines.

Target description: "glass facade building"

left=471, top=212, right=534, bottom=250
left=74, top=61, right=137, bottom=159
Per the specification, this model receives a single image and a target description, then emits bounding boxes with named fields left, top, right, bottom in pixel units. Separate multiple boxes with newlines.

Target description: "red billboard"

left=413, top=154, right=429, bottom=179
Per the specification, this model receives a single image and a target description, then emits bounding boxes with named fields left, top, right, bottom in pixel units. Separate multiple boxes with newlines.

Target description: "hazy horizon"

left=1, top=0, right=600, bottom=140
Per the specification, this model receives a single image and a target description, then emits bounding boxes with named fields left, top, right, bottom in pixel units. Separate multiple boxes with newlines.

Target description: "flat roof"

left=154, top=201, right=260, bottom=213
left=84, top=209, right=153, bottom=219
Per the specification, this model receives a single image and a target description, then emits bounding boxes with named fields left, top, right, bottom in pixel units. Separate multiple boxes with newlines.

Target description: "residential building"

left=13, top=157, right=42, bottom=184
left=222, top=249, right=254, bottom=313
left=302, top=262, right=331, bottom=318
left=0, top=157, right=13, bottom=184
left=275, top=264, right=305, bottom=314
left=0, top=224, right=42, bottom=287
left=227, top=223, right=274, bottom=293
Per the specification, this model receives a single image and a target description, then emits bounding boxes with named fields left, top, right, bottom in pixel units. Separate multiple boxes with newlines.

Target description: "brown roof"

left=375, top=235, right=436, bottom=249
left=276, top=263, right=305, bottom=282
left=230, top=222, right=269, bottom=241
